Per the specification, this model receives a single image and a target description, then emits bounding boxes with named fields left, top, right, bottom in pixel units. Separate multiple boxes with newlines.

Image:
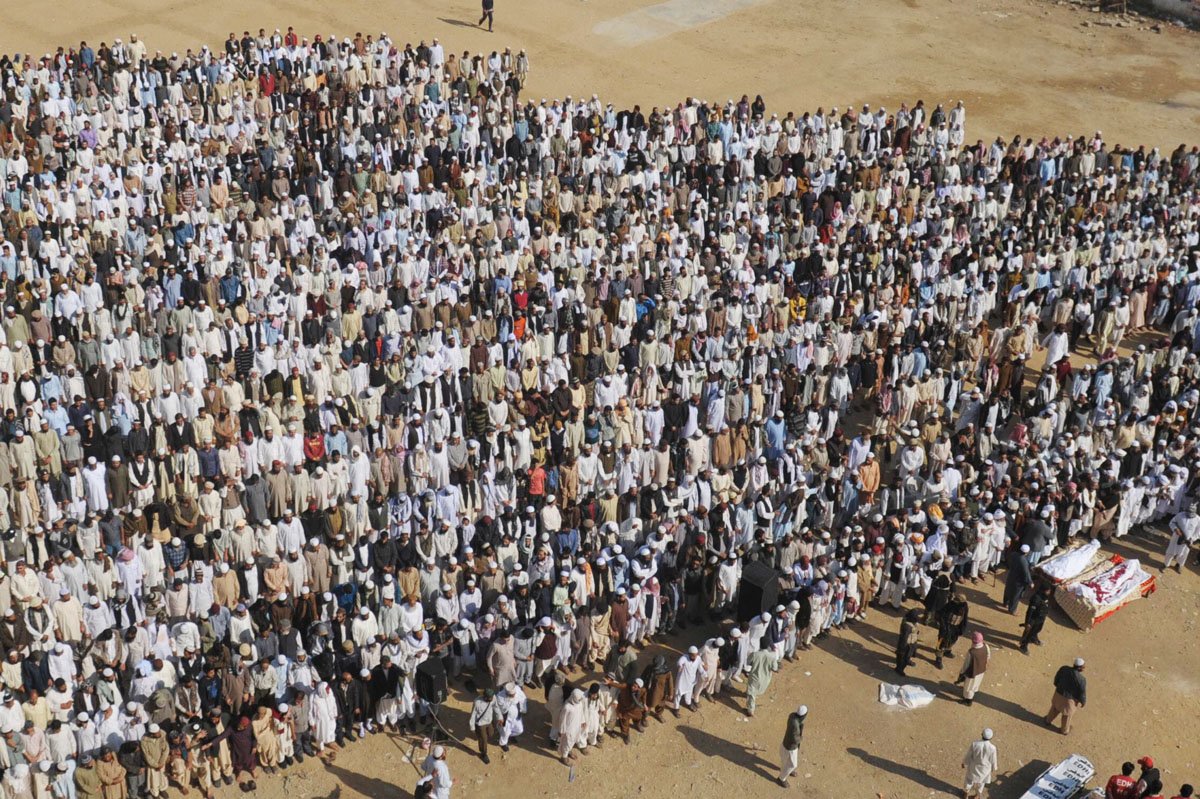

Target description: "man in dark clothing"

left=923, top=561, right=954, bottom=624
left=934, top=591, right=969, bottom=668
left=334, top=671, right=364, bottom=743
left=1045, top=658, right=1087, bottom=735
left=639, top=655, right=676, bottom=721
left=118, top=739, right=147, bottom=799
left=478, top=0, right=495, bottom=32
left=370, top=657, right=403, bottom=731
left=680, top=556, right=707, bottom=626
left=895, top=609, right=922, bottom=675
left=778, top=704, right=807, bottom=787
left=1019, top=510, right=1055, bottom=565
left=1003, top=544, right=1033, bottom=614
left=1135, top=757, right=1163, bottom=799
left=717, top=633, right=741, bottom=684
left=1019, top=584, right=1053, bottom=653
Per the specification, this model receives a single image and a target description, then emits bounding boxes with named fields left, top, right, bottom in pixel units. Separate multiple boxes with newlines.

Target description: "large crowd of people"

left=0, top=23, right=1193, bottom=799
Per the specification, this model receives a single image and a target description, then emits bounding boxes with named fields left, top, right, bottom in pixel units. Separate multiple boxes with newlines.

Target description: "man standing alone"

left=1003, top=545, right=1033, bottom=614
left=956, top=632, right=990, bottom=706
left=962, top=728, right=998, bottom=798
left=778, top=705, right=807, bottom=787
left=479, top=0, right=495, bottom=32
left=1044, top=658, right=1087, bottom=735
left=745, top=647, right=775, bottom=717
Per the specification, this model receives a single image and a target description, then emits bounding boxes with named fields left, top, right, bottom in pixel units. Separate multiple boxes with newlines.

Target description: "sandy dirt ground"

left=1, top=0, right=1199, bottom=147
left=4, top=0, right=1199, bottom=795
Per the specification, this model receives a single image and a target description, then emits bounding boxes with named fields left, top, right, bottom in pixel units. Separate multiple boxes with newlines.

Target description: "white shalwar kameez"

left=495, top=684, right=527, bottom=747
left=310, top=682, right=338, bottom=749
left=674, top=654, right=705, bottom=707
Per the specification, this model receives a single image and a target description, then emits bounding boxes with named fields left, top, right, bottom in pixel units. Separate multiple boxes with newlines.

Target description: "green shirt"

left=746, top=649, right=774, bottom=697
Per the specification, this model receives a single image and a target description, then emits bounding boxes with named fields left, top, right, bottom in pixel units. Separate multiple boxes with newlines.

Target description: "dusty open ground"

left=5, top=0, right=1199, bottom=795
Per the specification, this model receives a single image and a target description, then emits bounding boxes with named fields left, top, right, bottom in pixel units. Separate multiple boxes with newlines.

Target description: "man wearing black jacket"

left=118, top=739, right=147, bottom=799
left=370, top=656, right=403, bottom=731
left=1003, top=544, right=1033, bottom=614
left=778, top=704, right=807, bottom=787
left=1045, top=657, right=1087, bottom=735
left=1019, top=584, right=1053, bottom=653
left=334, top=670, right=364, bottom=743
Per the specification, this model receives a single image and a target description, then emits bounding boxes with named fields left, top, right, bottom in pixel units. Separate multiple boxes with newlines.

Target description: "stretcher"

left=1053, top=554, right=1156, bottom=630
left=1019, top=754, right=1095, bottom=799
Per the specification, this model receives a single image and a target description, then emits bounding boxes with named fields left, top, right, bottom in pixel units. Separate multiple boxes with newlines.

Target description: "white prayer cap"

left=982, top=728, right=993, bottom=740
left=797, top=705, right=808, bottom=716
left=1074, top=657, right=1086, bottom=667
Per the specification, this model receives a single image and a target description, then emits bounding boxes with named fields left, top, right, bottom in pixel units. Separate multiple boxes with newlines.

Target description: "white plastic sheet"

left=877, top=682, right=936, bottom=709
left=1038, top=540, right=1101, bottom=582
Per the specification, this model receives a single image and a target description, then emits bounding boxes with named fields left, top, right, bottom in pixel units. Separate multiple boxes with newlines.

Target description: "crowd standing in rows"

left=0, top=23, right=1193, bottom=799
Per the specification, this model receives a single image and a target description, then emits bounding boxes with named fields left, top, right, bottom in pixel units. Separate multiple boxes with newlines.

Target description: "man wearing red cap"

left=1136, top=758, right=1163, bottom=798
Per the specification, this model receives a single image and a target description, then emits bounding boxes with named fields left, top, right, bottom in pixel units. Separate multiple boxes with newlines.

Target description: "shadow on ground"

left=847, top=746, right=962, bottom=795
left=322, top=760, right=409, bottom=798
left=991, top=758, right=1052, bottom=799
left=678, top=725, right=778, bottom=783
